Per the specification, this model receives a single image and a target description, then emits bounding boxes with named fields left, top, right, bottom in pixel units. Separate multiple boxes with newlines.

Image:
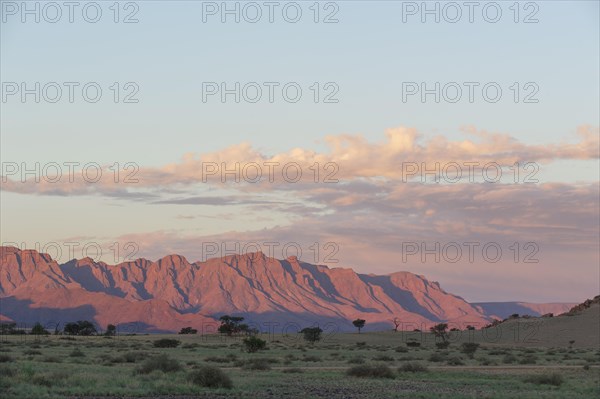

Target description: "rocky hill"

left=0, top=246, right=491, bottom=332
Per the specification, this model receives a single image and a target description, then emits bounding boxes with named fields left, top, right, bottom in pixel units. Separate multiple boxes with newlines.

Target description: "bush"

left=446, top=356, right=464, bottom=366
left=282, top=367, right=304, bottom=373
left=205, top=356, right=234, bottom=363
left=347, top=357, right=365, bottom=364
left=398, top=362, right=428, bottom=373
left=0, top=355, right=14, bottom=363
left=69, top=348, right=85, bottom=357
left=461, top=342, right=480, bottom=358
left=0, top=365, right=16, bottom=378
left=178, top=327, right=198, bottom=334
left=188, top=366, right=232, bottom=389
left=523, top=373, right=564, bottom=386
left=428, top=353, right=447, bottom=362
left=436, top=341, right=450, bottom=350
left=519, top=354, right=538, bottom=365
left=346, top=364, right=395, bottom=379
left=23, top=349, right=42, bottom=355
left=31, top=375, right=54, bottom=387
left=241, top=358, right=271, bottom=370
left=120, top=351, right=147, bottom=363
left=42, top=356, right=62, bottom=363
left=136, top=354, right=181, bottom=374
left=243, top=336, right=267, bottom=353
left=302, top=355, right=321, bottom=362
left=406, top=341, right=421, bottom=348
left=373, top=355, right=394, bottom=362
left=395, top=346, right=408, bottom=353
left=503, top=354, right=517, bottom=364
left=153, top=339, right=181, bottom=348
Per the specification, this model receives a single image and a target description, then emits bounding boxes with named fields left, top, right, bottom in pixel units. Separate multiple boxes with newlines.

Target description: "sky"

left=1, top=0, right=599, bottom=303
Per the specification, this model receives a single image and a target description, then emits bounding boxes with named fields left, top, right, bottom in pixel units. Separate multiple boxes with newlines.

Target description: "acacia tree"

left=31, top=322, right=49, bottom=335
left=105, top=324, right=117, bottom=336
left=392, top=318, right=401, bottom=332
left=218, top=315, right=248, bottom=336
left=178, top=327, right=198, bottom=334
left=300, top=327, right=323, bottom=344
left=64, top=320, right=97, bottom=336
left=429, top=323, right=449, bottom=342
left=352, top=319, right=366, bottom=334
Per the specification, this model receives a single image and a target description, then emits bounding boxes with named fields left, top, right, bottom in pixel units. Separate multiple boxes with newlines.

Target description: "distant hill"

left=0, top=246, right=489, bottom=332
left=476, top=297, right=600, bottom=349
left=472, top=302, right=577, bottom=319
left=0, top=246, right=591, bottom=334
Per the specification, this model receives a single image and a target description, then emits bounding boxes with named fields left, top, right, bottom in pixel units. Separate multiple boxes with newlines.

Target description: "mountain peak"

left=1, top=246, right=493, bottom=332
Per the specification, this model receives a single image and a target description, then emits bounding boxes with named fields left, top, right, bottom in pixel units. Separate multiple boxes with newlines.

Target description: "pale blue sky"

left=2, top=1, right=598, bottom=164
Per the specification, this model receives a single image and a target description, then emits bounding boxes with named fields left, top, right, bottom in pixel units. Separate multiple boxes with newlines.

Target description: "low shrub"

left=241, top=358, right=271, bottom=370
left=435, top=341, right=450, bottom=350
left=69, top=348, right=85, bottom=357
left=31, top=374, right=54, bottom=387
left=136, top=354, right=181, bottom=374
left=205, top=356, right=234, bottom=363
left=302, top=355, right=321, bottom=362
left=373, top=355, right=394, bottom=362
left=282, top=367, right=304, bottom=373
left=519, top=354, right=538, bottom=365
left=346, top=364, right=395, bottom=379
left=31, top=371, right=69, bottom=387
left=429, top=352, right=448, bottom=362
left=153, top=339, right=180, bottom=348
left=42, top=356, right=62, bottom=363
left=395, top=346, right=408, bottom=353
left=23, top=349, right=42, bottom=356
left=398, top=362, right=428, bottom=373
left=478, top=358, right=498, bottom=366
left=503, top=354, right=517, bottom=364
left=398, top=356, right=418, bottom=361
left=188, top=366, right=233, bottom=389
left=461, top=342, right=480, bottom=358
left=0, top=355, right=14, bottom=363
left=120, top=351, right=147, bottom=363
left=406, top=341, right=421, bottom=348
left=446, top=356, right=464, bottom=366
left=347, top=357, right=365, bottom=364
left=0, top=365, right=16, bottom=377
left=523, top=373, right=564, bottom=386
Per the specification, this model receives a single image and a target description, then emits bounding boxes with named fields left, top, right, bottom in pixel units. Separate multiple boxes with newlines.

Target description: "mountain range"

left=0, top=246, right=576, bottom=333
